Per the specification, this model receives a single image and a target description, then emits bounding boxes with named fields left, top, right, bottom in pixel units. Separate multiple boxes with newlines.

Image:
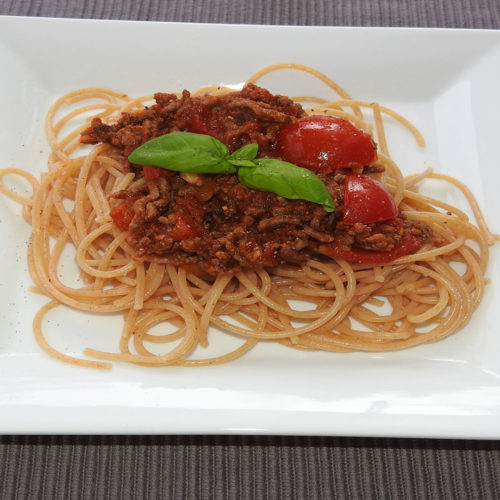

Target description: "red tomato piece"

left=188, top=108, right=212, bottom=136
left=343, top=173, right=397, bottom=225
left=319, top=235, right=421, bottom=263
left=110, top=198, right=137, bottom=231
left=176, top=197, right=205, bottom=220
left=275, top=115, right=377, bottom=172
left=187, top=107, right=228, bottom=141
left=168, top=211, right=200, bottom=241
left=142, top=166, right=175, bottom=181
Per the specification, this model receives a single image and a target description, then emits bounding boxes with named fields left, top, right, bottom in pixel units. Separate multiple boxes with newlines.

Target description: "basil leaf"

left=128, top=132, right=335, bottom=212
left=238, top=158, right=335, bottom=212
left=128, top=131, right=236, bottom=174
left=230, top=143, right=258, bottom=161
left=228, top=159, right=258, bottom=168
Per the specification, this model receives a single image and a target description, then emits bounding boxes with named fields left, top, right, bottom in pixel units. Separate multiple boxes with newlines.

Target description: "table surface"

left=1, top=0, right=499, bottom=498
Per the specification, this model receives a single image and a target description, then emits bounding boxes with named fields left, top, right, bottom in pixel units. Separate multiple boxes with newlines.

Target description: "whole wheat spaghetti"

left=0, top=63, right=496, bottom=370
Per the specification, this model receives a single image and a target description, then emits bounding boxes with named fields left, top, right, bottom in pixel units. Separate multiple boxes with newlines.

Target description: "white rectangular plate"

left=1, top=16, right=500, bottom=438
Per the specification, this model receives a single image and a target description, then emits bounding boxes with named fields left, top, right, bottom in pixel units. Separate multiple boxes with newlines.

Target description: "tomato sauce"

left=85, top=84, right=433, bottom=273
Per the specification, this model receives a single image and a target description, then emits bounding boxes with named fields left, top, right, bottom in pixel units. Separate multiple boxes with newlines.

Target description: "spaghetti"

left=0, top=63, right=496, bottom=369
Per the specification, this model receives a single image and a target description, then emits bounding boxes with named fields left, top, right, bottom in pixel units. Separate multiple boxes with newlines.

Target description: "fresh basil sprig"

left=128, top=132, right=236, bottom=174
left=238, top=159, right=335, bottom=212
left=128, top=131, right=335, bottom=212
left=230, top=143, right=259, bottom=161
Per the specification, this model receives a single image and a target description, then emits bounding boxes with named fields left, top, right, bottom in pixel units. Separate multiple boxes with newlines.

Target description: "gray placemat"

left=1, top=0, right=499, bottom=499
left=1, top=436, right=500, bottom=499
left=0, top=0, right=499, bottom=28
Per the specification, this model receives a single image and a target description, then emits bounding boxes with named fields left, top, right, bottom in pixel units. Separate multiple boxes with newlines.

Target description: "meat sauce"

left=81, top=84, right=433, bottom=274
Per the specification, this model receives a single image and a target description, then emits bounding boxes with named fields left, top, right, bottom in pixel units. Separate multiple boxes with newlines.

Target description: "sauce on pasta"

left=0, top=63, right=496, bottom=369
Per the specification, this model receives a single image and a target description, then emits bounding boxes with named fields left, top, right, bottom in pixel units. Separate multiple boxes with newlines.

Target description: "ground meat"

left=334, top=221, right=403, bottom=251
left=81, top=84, right=305, bottom=156
left=82, top=84, right=433, bottom=274
left=113, top=174, right=340, bottom=274
left=110, top=170, right=432, bottom=274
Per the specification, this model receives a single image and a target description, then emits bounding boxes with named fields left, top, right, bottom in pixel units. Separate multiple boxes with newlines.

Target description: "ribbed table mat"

left=1, top=436, right=499, bottom=499
left=1, top=0, right=499, bottom=499
left=0, top=0, right=499, bottom=28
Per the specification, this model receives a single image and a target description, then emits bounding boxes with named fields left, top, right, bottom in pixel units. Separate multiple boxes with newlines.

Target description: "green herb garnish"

left=238, top=159, right=335, bottom=211
left=128, top=131, right=335, bottom=212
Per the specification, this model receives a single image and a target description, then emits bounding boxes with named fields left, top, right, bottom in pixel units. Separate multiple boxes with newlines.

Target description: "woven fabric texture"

left=0, top=0, right=499, bottom=28
left=1, top=436, right=500, bottom=499
left=0, top=0, right=499, bottom=499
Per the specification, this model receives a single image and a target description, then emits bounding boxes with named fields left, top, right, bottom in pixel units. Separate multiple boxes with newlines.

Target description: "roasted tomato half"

left=275, top=115, right=377, bottom=173
left=343, top=173, right=397, bottom=225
